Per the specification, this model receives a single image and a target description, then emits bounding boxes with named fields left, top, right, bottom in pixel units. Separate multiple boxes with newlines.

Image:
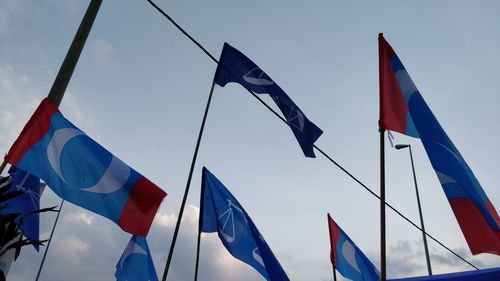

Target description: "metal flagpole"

left=30, top=0, right=102, bottom=279
left=161, top=82, right=216, bottom=281
left=332, top=263, right=337, bottom=281
left=395, top=144, right=432, bottom=275
left=380, top=130, right=386, bottom=281
left=193, top=223, right=202, bottom=281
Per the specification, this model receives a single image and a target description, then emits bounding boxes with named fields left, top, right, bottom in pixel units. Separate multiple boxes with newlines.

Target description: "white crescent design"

left=436, top=171, right=458, bottom=185
left=434, top=141, right=464, bottom=164
left=82, top=155, right=130, bottom=194
left=47, top=128, right=85, bottom=183
left=342, top=240, right=361, bottom=273
left=119, top=240, right=147, bottom=269
left=252, top=247, right=265, bottom=267
left=243, top=67, right=274, bottom=86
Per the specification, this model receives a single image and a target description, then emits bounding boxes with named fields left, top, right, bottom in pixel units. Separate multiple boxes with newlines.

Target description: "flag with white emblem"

left=115, top=235, right=158, bottom=281
left=214, top=43, right=323, bottom=158
left=328, top=213, right=379, bottom=281
left=200, top=167, right=289, bottom=281
left=4, top=98, right=167, bottom=236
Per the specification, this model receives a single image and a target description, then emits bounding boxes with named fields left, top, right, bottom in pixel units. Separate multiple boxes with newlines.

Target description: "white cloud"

left=65, top=212, right=95, bottom=226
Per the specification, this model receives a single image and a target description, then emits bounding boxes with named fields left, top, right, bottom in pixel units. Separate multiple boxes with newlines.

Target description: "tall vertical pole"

left=32, top=1, right=102, bottom=279
left=193, top=227, right=202, bottom=281
left=332, top=264, right=337, bottom=281
left=380, top=130, right=386, bottom=281
left=162, top=82, right=216, bottom=281
left=408, top=145, right=432, bottom=275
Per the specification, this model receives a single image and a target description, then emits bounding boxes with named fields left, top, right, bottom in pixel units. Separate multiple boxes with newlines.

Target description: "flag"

left=0, top=167, right=43, bottom=250
left=4, top=98, right=167, bottom=236
left=200, top=167, right=289, bottom=281
left=379, top=33, right=500, bottom=255
left=115, top=235, right=158, bottom=281
left=214, top=42, right=323, bottom=158
left=327, top=214, right=380, bottom=281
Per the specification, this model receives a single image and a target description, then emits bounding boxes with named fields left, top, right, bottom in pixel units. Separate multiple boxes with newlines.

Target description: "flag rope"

left=145, top=0, right=479, bottom=272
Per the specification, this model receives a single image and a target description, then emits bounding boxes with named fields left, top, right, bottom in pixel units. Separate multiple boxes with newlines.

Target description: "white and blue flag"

left=115, top=236, right=158, bottom=281
left=200, top=167, right=289, bottom=281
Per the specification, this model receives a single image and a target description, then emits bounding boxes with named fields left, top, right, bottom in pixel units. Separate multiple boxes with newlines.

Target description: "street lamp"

left=395, top=144, right=433, bottom=276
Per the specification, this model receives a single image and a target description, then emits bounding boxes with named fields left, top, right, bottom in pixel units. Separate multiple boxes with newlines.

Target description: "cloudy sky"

left=1, top=0, right=500, bottom=280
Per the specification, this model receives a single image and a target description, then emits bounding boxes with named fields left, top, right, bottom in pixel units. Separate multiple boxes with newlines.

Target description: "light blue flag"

left=115, top=236, right=158, bottom=281
left=200, top=167, right=289, bottom=281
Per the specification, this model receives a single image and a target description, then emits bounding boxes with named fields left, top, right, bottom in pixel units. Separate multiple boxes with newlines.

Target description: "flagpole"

left=193, top=225, right=202, bottom=281
left=332, top=264, right=337, bottom=281
left=380, top=130, right=386, bottom=281
left=30, top=0, right=102, bottom=279
left=161, top=82, right=216, bottom=281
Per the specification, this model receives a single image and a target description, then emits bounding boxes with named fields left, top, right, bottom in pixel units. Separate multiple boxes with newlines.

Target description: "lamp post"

left=395, top=144, right=432, bottom=276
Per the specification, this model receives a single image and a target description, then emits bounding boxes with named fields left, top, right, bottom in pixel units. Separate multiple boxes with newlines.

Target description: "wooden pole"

left=161, top=82, right=216, bottom=281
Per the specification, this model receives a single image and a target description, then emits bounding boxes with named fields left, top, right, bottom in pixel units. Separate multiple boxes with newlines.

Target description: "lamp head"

left=395, top=144, right=410, bottom=150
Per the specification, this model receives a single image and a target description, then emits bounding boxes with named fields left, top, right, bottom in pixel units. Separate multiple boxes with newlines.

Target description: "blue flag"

left=0, top=167, right=43, bottom=250
left=328, top=214, right=379, bottom=281
left=5, top=98, right=167, bottom=236
left=115, top=236, right=158, bottom=281
left=200, top=167, right=289, bottom=281
left=214, top=43, right=323, bottom=158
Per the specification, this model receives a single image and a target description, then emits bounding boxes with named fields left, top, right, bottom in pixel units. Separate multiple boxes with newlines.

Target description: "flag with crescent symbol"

left=5, top=98, right=167, bottom=236
left=115, top=235, right=158, bottom=281
left=327, top=214, right=379, bottom=281
left=379, top=34, right=500, bottom=255
left=200, top=167, right=289, bottom=281
left=214, top=42, right=323, bottom=158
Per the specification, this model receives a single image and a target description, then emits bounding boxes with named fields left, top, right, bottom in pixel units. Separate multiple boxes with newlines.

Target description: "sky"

left=0, top=0, right=499, bottom=280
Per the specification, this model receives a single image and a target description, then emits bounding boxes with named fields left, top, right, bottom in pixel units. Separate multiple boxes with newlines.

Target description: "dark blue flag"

left=200, top=167, right=289, bottom=281
left=214, top=42, right=323, bottom=157
left=115, top=235, right=158, bottom=281
left=0, top=167, right=43, bottom=250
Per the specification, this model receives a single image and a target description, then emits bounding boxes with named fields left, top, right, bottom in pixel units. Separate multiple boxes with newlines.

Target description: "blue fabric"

left=0, top=167, right=42, bottom=250
left=389, top=267, right=500, bottom=281
left=115, top=236, right=158, bottom=281
left=200, top=167, right=289, bottom=281
left=335, top=224, right=380, bottom=281
left=214, top=42, right=323, bottom=157
left=15, top=109, right=147, bottom=232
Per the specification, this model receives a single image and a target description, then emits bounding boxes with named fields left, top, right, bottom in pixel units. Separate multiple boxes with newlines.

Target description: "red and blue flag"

left=379, top=33, right=500, bottom=255
left=327, top=214, right=380, bottom=281
left=5, top=98, right=167, bottom=236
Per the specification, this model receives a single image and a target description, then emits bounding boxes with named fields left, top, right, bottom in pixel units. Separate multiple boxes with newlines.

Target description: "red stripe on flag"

left=5, top=98, right=58, bottom=165
left=327, top=213, right=340, bottom=266
left=378, top=34, right=408, bottom=134
left=450, top=198, right=500, bottom=255
left=119, top=177, right=167, bottom=236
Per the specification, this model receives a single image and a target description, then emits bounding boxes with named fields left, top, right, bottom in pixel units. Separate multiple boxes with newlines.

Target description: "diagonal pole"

left=161, top=82, right=216, bottom=281
left=27, top=1, right=102, bottom=279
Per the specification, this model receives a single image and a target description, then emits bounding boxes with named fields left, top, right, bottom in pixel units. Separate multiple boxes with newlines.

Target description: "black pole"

left=332, top=264, right=337, bottom=281
left=161, top=82, right=216, bottom=281
left=380, top=130, right=386, bottom=281
left=34, top=200, right=64, bottom=281
left=408, top=145, right=432, bottom=275
left=194, top=228, right=202, bottom=281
